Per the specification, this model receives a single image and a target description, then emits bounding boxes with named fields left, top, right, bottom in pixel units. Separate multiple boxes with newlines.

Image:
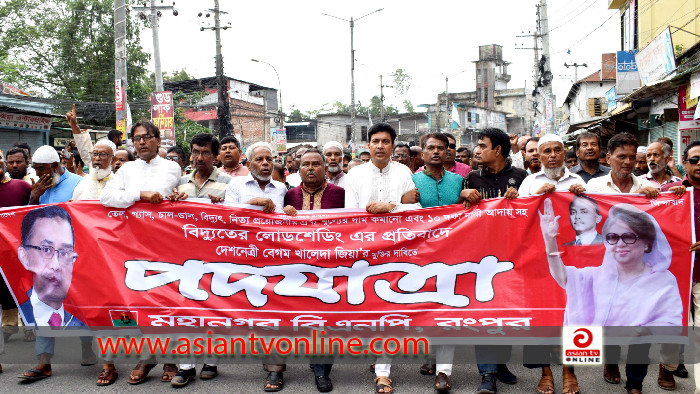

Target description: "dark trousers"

left=605, top=344, right=651, bottom=391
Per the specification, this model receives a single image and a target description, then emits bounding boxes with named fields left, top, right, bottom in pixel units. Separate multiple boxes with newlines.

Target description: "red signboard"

left=150, top=91, right=175, bottom=142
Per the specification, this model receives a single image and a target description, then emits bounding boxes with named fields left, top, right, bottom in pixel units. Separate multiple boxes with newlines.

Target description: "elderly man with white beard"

left=518, top=134, right=586, bottom=197
left=71, top=140, right=116, bottom=201
left=644, top=141, right=682, bottom=189
left=323, top=141, right=346, bottom=188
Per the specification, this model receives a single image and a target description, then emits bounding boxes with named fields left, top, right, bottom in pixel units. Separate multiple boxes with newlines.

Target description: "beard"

left=50, top=172, right=60, bottom=187
left=648, top=161, right=664, bottom=174
left=543, top=165, right=565, bottom=180
left=250, top=167, right=271, bottom=182
left=327, top=164, right=341, bottom=174
left=91, top=165, right=113, bottom=180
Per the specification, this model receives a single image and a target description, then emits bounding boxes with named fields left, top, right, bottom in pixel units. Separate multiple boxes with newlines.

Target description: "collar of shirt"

left=599, top=172, right=644, bottom=192
left=327, top=171, right=344, bottom=182
left=420, top=167, right=446, bottom=181
left=644, top=171, right=681, bottom=185
left=30, top=287, right=65, bottom=326
left=370, top=161, right=393, bottom=174
left=189, top=167, right=219, bottom=184
left=577, top=230, right=599, bottom=245
left=242, top=173, right=282, bottom=190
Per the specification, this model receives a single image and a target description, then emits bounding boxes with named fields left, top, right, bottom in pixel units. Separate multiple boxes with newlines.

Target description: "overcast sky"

left=139, top=0, right=620, bottom=112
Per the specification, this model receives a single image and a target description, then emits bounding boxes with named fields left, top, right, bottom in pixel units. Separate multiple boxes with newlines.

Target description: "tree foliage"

left=0, top=0, right=151, bottom=102
left=393, top=68, right=411, bottom=96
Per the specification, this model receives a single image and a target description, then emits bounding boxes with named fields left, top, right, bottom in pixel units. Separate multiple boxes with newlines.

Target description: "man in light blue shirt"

left=28, top=146, right=82, bottom=205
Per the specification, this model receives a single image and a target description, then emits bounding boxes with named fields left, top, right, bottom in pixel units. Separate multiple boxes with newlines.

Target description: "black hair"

left=13, top=142, right=31, bottom=156
left=301, top=148, right=325, bottom=164
left=73, top=150, right=84, bottom=169
left=131, top=120, right=160, bottom=139
left=656, top=136, right=673, bottom=150
left=272, top=161, right=286, bottom=179
left=394, top=142, right=410, bottom=152
left=575, top=132, right=602, bottom=152
left=190, top=133, right=221, bottom=156
left=683, top=140, right=700, bottom=161
left=220, top=136, right=241, bottom=149
left=478, top=128, right=511, bottom=159
left=570, top=194, right=600, bottom=215
left=167, top=146, right=187, bottom=163
left=367, top=122, right=397, bottom=143
left=107, top=129, right=122, bottom=142
left=343, top=153, right=351, bottom=162
left=421, top=133, right=450, bottom=149
left=21, top=206, right=74, bottom=247
left=565, top=150, right=577, bottom=160
left=6, top=147, right=28, bottom=161
left=607, top=132, right=638, bottom=155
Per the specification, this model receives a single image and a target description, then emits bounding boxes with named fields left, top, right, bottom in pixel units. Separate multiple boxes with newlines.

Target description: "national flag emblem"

left=109, top=310, right=138, bottom=326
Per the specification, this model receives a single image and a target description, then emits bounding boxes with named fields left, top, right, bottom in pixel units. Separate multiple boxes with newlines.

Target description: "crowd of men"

left=0, top=104, right=698, bottom=394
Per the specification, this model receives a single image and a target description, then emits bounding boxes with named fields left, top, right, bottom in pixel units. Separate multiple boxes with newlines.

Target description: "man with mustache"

left=644, top=141, right=681, bottom=189
left=323, top=141, right=346, bottom=188
left=71, top=140, right=116, bottom=201
left=634, top=146, right=649, bottom=176
left=6, top=147, right=38, bottom=184
left=518, top=135, right=586, bottom=197
left=17, top=206, right=87, bottom=381
left=524, top=137, right=542, bottom=174
left=28, top=146, right=83, bottom=205
left=218, top=136, right=249, bottom=177
left=569, top=132, right=610, bottom=183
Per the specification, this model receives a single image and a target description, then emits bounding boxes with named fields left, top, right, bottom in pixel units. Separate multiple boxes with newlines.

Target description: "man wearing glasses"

left=72, top=140, right=117, bottom=201
left=17, top=206, right=86, bottom=380
left=443, top=133, right=470, bottom=177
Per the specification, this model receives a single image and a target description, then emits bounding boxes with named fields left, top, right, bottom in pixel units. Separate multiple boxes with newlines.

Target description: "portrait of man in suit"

left=563, top=194, right=603, bottom=246
left=17, top=205, right=84, bottom=328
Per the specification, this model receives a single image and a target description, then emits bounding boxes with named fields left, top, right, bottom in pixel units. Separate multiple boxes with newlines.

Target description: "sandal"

left=562, top=366, right=580, bottom=394
left=96, top=367, right=118, bottom=386
left=18, top=367, right=52, bottom=381
left=420, top=363, right=436, bottom=375
left=435, top=372, right=452, bottom=391
left=369, top=363, right=375, bottom=373
left=161, top=363, right=178, bottom=382
left=604, top=363, right=621, bottom=384
left=127, top=362, right=156, bottom=385
left=374, top=376, right=393, bottom=393
left=536, top=373, right=554, bottom=394
left=24, top=330, right=36, bottom=342
left=264, top=371, right=284, bottom=392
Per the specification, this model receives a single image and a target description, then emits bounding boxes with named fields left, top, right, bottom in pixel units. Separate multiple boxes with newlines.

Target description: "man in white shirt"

left=286, top=147, right=308, bottom=188
left=99, top=120, right=182, bottom=385
left=225, top=142, right=287, bottom=213
left=323, top=141, right=346, bottom=189
left=586, top=133, right=657, bottom=197
left=344, top=123, right=419, bottom=394
left=518, top=134, right=586, bottom=197
left=101, top=121, right=182, bottom=209
left=72, top=140, right=116, bottom=201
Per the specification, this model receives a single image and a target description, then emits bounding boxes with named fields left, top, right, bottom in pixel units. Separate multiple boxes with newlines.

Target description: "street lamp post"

left=322, top=8, right=383, bottom=154
left=251, top=59, right=284, bottom=135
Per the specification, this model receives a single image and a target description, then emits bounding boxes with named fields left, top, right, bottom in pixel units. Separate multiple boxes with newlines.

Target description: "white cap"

left=322, top=141, right=343, bottom=154
left=245, top=141, right=273, bottom=160
left=637, top=146, right=647, bottom=154
left=33, top=145, right=60, bottom=164
left=537, top=134, right=564, bottom=150
left=95, top=139, right=117, bottom=155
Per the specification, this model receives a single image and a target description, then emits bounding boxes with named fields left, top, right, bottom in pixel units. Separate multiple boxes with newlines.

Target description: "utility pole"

left=114, top=0, right=128, bottom=138
left=200, top=1, right=232, bottom=139
left=539, top=0, right=554, bottom=134
left=132, top=1, right=178, bottom=92
left=379, top=74, right=393, bottom=122
left=564, top=62, right=588, bottom=82
left=323, top=9, right=383, bottom=152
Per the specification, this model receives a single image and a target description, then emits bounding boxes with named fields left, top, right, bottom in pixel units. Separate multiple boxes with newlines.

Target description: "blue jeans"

left=475, top=345, right=511, bottom=374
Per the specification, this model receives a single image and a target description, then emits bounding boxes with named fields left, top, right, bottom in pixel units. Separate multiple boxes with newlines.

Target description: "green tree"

left=393, top=68, right=412, bottom=96
left=287, top=105, right=307, bottom=122
left=0, top=0, right=150, bottom=103
left=403, top=99, right=414, bottom=113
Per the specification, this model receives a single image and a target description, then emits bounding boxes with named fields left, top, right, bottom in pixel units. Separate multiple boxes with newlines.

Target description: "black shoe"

left=674, top=363, right=688, bottom=378
left=315, top=375, right=333, bottom=392
left=199, top=364, right=217, bottom=379
left=495, top=364, right=516, bottom=385
left=477, top=373, right=497, bottom=394
left=171, top=368, right=196, bottom=387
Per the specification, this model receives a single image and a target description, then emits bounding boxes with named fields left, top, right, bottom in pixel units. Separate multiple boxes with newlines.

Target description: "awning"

left=184, top=109, right=217, bottom=122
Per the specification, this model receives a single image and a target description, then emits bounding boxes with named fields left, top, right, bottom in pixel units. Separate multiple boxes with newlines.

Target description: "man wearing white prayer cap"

left=322, top=141, right=346, bottom=189
left=518, top=134, right=587, bottom=197
left=72, top=139, right=116, bottom=201
left=28, top=145, right=83, bottom=205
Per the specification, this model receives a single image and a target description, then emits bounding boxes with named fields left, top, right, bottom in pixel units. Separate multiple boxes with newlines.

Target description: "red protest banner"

left=0, top=192, right=691, bottom=332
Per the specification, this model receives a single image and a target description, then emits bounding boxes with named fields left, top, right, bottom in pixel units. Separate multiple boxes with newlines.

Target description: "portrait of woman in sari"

left=538, top=199, right=682, bottom=327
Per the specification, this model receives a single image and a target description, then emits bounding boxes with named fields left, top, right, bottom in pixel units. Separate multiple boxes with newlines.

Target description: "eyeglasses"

left=448, top=143, right=457, bottom=149
left=132, top=134, right=155, bottom=143
left=687, top=156, right=700, bottom=165
left=191, top=150, right=213, bottom=158
left=23, top=244, right=78, bottom=263
left=605, top=232, right=639, bottom=245
left=393, top=154, right=410, bottom=158
left=90, top=152, right=112, bottom=159
left=165, top=156, right=182, bottom=162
